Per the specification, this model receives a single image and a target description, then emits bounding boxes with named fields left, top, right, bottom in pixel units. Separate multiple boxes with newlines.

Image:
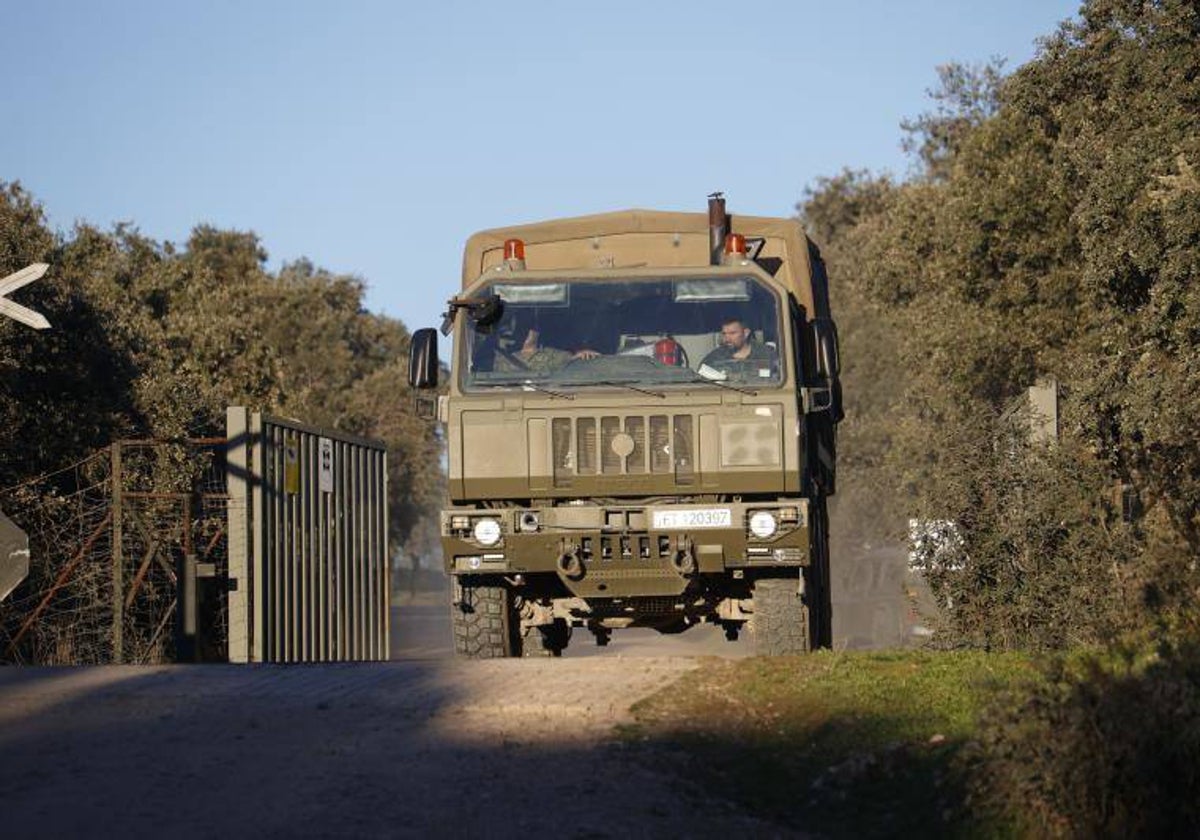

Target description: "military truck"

left=408, top=194, right=842, bottom=656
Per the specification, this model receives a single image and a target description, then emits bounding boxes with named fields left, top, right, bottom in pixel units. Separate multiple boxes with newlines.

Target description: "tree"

left=900, top=59, right=1007, bottom=181
left=0, top=181, right=443, bottom=556
left=802, top=0, right=1200, bottom=647
left=0, top=185, right=140, bottom=484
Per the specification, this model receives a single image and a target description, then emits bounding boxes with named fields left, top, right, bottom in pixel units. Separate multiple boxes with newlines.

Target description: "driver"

left=699, top=317, right=777, bottom=381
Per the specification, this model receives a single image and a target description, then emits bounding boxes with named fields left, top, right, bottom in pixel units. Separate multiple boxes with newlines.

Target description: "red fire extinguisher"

left=654, top=337, right=683, bottom=366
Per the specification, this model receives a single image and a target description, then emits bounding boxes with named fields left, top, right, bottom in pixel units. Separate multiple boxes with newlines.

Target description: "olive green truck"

left=408, top=194, right=842, bottom=656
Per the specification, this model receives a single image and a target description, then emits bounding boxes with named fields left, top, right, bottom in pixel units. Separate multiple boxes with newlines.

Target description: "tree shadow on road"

left=0, top=662, right=794, bottom=838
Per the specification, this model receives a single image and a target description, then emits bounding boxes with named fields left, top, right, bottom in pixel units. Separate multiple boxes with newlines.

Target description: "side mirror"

left=408, top=328, right=439, bottom=389
left=812, top=319, right=840, bottom=379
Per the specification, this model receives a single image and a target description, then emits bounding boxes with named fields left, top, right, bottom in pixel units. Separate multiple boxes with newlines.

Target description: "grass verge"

left=620, top=649, right=1033, bottom=837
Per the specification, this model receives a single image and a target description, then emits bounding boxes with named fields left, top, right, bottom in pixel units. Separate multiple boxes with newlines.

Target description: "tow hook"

left=670, top=538, right=697, bottom=576
left=557, top=550, right=585, bottom=580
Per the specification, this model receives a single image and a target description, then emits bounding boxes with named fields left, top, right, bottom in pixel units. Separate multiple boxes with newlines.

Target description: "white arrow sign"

left=0, top=263, right=51, bottom=330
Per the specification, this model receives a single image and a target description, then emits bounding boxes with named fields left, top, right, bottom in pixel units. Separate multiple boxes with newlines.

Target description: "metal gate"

left=226, top=408, right=389, bottom=663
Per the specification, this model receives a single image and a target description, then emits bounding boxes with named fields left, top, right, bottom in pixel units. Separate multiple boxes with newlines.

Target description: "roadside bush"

left=973, top=639, right=1200, bottom=837
left=916, top=411, right=1140, bottom=651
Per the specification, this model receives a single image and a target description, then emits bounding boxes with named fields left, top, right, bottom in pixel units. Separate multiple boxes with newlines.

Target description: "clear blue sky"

left=4, top=1, right=1080, bottom=333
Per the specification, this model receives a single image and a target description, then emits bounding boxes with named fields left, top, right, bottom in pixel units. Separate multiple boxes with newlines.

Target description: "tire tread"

left=750, top=577, right=812, bottom=655
left=451, top=579, right=519, bottom=658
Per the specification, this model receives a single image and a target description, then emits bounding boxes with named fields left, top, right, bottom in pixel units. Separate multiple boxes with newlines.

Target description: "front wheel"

left=451, top=577, right=521, bottom=658
left=749, top=576, right=812, bottom=655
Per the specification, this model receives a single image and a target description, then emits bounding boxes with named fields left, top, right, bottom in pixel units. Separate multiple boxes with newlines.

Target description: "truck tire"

left=750, top=576, right=811, bottom=655
left=451, top=578, right=521, bottom=658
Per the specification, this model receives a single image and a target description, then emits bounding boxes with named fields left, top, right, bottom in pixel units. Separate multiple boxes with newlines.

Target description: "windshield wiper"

left=519, top=380, right=574, bottom=400
left=555, top=378, right=667, bottom=398
left=684, top=376, right=759, bottom=396
left=590, top=379, right=666, bottom=399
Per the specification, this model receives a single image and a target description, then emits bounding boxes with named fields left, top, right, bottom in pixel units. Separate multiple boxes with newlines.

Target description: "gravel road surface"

left=0, top=553, right=914, bottom=839
left=0, top=603, right=797, bottom=839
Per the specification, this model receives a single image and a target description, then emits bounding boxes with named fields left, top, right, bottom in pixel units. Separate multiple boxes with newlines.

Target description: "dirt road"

left=0, top=570, right=912, bottom=839
left=0, top=609, right=796, bottom=839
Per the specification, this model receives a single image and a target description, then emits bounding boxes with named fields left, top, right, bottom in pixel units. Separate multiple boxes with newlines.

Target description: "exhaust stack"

left=708, top=192, right=728, bottom=266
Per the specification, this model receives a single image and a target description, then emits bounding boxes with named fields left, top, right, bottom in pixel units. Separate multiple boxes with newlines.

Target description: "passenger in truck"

left=486, top=326, right=599, bottom=373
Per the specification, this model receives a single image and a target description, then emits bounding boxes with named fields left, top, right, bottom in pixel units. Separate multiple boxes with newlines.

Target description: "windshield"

left=462, top=275, right=784, bottom=390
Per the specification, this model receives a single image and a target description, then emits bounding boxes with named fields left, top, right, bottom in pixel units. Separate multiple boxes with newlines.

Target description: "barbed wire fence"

left=0, top=440, right=229, bottom=665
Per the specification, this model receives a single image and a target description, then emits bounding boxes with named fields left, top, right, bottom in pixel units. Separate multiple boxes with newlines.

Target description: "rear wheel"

left=749, top=576, right=811, bottom=655
left=451, top=577, right=521, bottom=658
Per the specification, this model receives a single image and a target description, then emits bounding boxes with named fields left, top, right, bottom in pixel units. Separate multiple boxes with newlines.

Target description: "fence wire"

left=0, top=440, right=229, bottom=665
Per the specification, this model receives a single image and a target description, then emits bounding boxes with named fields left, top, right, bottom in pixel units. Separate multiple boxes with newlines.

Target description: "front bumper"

left=441, top=500, right=810, bottom=596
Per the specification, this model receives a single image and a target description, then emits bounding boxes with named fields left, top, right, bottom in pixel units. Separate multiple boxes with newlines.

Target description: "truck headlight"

left=748, top=511, right=778, bottom=539
left=473, top=518, right=502, bottom=546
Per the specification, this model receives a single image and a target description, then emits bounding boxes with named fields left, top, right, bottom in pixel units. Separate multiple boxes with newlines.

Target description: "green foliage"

left=974, top=640, right=1200, bottom=836
left=804, top=0, right=1200, bottom=648
left=917, top=426, right=1137, bottom=651
left=0, top=183, right=442, bottom=547
left=0, top=188, right=140, bottom=479
left=627, top=650, right=1032, bottom=837
left=799, top=171, right=909, bottom=544
left=795, top=3, right=1200, bottom=831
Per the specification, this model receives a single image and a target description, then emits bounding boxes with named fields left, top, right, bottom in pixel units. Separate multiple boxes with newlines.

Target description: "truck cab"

left=409, top=196, right=841, bottom=656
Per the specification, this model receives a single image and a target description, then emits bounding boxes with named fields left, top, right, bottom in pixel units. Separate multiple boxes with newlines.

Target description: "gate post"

left=226, top=407, right=252, bottom=663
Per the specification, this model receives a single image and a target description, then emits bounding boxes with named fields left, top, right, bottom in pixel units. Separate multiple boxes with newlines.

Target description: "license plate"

left=651, top=508, right=733, bottom=530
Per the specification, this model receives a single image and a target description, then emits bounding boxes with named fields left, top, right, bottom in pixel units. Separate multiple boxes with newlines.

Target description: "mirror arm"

left=439, top=298, right=470, bottom=336
left=441, top=294, right=504, bottom=336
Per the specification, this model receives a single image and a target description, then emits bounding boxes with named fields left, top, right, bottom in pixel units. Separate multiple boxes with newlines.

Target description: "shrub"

left=973, top=639, right=1200, bottom=836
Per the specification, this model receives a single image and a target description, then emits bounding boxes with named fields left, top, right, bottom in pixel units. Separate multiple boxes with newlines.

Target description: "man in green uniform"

left=700, top=317, right=778, bottom=382
left=493, top=327, right=572, bottom=373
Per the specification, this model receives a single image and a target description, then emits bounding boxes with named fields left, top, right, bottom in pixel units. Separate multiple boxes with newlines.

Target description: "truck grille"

left=552, top=414, right=695, bottom=485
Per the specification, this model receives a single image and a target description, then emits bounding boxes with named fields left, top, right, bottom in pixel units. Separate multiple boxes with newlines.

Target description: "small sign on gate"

left=319, top=437, right=334, bottom=493
left=283, top=434, right=300, bottom=494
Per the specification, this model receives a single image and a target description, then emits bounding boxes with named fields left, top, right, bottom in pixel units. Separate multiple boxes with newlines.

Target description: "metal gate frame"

left=226, top=408, right=389, bottom=663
